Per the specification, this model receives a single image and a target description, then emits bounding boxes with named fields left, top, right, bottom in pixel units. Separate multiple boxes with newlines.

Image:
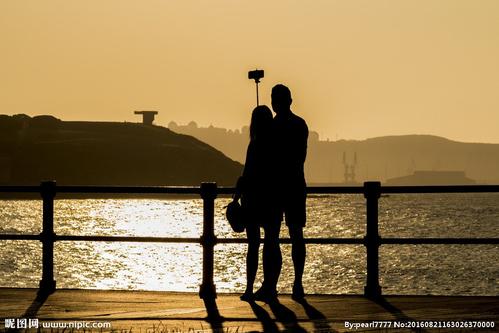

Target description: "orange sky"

left=1, top=1, right=499, bottom=143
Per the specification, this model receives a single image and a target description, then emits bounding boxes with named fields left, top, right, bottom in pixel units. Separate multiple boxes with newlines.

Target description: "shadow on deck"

left=0, top=288, right=498, bottom=332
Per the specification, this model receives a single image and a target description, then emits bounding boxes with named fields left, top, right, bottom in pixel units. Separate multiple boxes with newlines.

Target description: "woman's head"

left=250, top=105, right=273, bottom=141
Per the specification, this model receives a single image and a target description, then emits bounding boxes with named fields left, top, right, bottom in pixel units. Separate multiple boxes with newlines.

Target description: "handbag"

left=226, top=199, right=245, bottom=233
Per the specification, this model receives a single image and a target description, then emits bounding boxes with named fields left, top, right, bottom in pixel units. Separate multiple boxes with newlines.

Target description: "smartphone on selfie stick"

left=248, top=69, right=264, bottom=106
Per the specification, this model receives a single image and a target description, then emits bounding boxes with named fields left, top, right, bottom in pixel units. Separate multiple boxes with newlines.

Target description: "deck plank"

left=0, top=288, right=498, bottom=332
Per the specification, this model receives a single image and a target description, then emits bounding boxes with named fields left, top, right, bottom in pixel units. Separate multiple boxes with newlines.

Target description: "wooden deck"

left=0, top=288, right=498, bottom=332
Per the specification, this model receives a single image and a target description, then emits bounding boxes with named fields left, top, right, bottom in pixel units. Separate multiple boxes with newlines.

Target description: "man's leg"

left=288, top=224, right=306, bottom=299
left=254, top=219, right=282, bottom=302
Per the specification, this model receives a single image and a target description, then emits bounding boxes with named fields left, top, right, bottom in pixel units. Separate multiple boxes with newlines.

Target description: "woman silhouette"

left=233, top=105, right=282, bottom=301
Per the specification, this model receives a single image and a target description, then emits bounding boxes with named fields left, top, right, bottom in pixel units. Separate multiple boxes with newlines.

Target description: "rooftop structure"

left=134, top=111, right=158, bottom=125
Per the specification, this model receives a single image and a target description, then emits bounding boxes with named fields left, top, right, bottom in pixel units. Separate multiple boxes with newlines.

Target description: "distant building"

left=385, top=170, right=476, bottom=185
left=309, top=131, right=320, bottom=142
left=134, top=111, right=158, bottom=125
left=168, top=121, right=178, bottom=131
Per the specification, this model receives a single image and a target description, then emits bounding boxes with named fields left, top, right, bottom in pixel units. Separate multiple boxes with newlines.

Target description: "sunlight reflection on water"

left=0, top=194, right=498, bottom=295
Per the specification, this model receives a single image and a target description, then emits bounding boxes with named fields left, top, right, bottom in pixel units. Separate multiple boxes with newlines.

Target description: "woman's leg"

left=262, top=220, right=282, bottom=294
left=243, top=223, right=260, bottom=299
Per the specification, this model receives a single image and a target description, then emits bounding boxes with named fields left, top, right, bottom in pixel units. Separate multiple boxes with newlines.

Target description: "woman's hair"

left=249, top=105, right=273, bottom=141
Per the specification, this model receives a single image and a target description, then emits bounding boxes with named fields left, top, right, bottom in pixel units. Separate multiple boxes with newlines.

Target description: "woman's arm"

left=234, top=142, right=255, bottom=201
left=233, top=141, right=254, bottom=201
left=233, top=176, right=244, bottom=201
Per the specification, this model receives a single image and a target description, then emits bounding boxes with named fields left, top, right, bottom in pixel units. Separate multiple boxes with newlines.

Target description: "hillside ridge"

left=0, top=115, right=243, bottom=186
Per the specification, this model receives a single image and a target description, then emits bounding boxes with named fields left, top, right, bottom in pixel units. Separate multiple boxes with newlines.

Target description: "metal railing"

left=0, top=181, right=498, bottom=299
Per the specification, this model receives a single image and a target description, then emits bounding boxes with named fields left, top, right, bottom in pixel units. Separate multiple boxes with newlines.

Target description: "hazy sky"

left=2, top=1, right=499, bottom=143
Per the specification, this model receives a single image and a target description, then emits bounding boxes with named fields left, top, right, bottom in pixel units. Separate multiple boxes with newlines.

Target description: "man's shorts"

left=279, top=192, right=307, bottom=228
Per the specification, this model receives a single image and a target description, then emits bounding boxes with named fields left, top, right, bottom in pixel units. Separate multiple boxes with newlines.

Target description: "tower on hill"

left=134, top=111, right=158, bottom=125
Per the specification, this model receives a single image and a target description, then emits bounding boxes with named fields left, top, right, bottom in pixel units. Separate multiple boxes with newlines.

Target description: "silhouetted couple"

left=233, top=84, right=308, bottom=302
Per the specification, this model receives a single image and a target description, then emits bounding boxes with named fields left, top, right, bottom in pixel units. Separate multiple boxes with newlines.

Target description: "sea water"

left=0, top=194, right=498, bottom=295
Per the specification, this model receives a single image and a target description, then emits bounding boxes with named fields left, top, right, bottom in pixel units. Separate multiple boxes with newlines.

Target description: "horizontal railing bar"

left=58, top=186, right=365, bottom=195
left=0, top=186, right=40, bottom=193
left=0, top=185, right=364, bottom=195
left=382, top=238, right=499, bottom=245
left=0, top=185, right=202, bottom=194
left=0, top=234, right=40, bottom=241
left=2, top=185, right=499, bottom=194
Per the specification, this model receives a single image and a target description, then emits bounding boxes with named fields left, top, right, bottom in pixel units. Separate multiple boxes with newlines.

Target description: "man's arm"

left=299, top=119, right=308, bottom=164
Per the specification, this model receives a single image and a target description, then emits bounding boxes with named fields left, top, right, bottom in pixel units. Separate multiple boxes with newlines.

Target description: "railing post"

left=40, top=180, right=57, bottom=294
left=199, top=182, right=217, bottom=299
left=363, top=181, right=382, bottom=299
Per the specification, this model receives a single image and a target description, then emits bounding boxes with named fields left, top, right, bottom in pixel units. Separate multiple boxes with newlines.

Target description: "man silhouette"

left=271, top=84, right=308, bottom=301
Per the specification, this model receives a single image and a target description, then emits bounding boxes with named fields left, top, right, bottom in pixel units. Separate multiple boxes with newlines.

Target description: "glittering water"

left=0, top=194, right=498, bottom=295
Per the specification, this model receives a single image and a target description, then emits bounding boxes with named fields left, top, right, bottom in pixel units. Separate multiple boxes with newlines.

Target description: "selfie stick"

left=255, top=79, right=260, bottom=106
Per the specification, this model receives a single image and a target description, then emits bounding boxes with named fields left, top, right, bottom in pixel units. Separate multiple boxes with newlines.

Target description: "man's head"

left=271, top=84, right=292, bottom=115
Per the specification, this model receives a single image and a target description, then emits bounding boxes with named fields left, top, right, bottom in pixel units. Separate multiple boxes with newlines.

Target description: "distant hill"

left=0, top=115, right=242, bottom=186
left=309, top=135, right=499, bottom=184
left=168, top=121, right=499, bottom=184
left=385, top=170, right=476, bottom=185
